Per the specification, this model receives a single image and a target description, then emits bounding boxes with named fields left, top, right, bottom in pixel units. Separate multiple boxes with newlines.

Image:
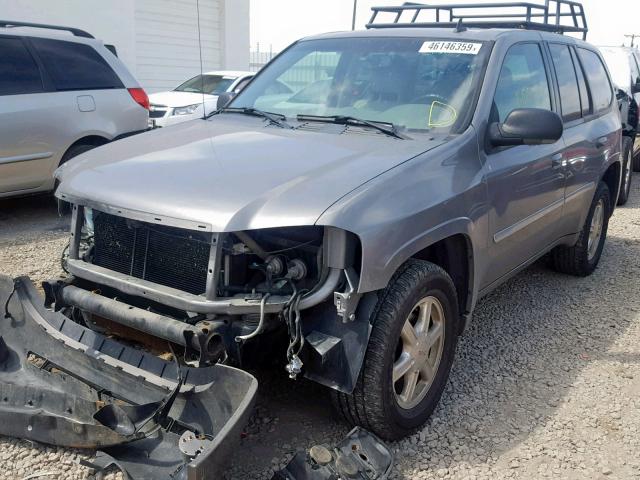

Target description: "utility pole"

left=352, top=0, right=358, bottom=30
left=624, top=34, right=640, bottom=48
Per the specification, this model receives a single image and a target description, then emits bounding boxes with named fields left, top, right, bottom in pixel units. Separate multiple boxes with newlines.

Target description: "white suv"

left=0, top=21, right=149, bottom=199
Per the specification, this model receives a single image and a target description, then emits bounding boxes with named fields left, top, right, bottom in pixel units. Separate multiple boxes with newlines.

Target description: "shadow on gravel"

left=0, top=195, right=69, bottom=242
left=226, top=216, right=640, bottom=478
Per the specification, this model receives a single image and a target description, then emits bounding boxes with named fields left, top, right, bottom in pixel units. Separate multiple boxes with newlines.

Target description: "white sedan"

left=147, top=71, right=254, bottom=128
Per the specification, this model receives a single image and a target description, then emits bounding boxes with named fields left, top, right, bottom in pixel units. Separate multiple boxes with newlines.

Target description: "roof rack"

left=367, top=1, right=588, bottom=40
left=0, top=20, right=94, bottom=39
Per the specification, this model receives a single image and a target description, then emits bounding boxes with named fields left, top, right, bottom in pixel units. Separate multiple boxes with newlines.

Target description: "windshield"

left=229, top=37, right=490, bottom=132
left=175, top=74, right=236, bottom=95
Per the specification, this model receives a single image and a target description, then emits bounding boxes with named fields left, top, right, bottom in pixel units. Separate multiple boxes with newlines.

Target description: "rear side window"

left=577, top=48, right=613, bottom=112
left=30, top=38, right=123, bottom=91
left=0, top=37, right=43, bottom=96
left=571, top=48, right=591, bottom=116
left=549, top=44, right=581, bottom=122
left=493, top=43, right=551, bottom=122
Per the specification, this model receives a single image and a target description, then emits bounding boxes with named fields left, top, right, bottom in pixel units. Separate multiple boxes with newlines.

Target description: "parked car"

left=147, top=70, right=254, bottom=128
left=0, top=21, right=149, bottom=200
left=599, top=46, right=640, bottom=204
left=0, top=2, right=625, bottom=478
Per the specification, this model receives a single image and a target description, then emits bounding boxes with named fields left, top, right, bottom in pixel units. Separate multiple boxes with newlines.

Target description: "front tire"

left=551, top=181, right=610, bottom=276
left=332, top=260, right=459, bottom=440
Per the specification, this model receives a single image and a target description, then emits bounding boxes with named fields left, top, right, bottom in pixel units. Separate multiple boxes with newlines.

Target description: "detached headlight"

left=172, top=104, right=201, bottom=116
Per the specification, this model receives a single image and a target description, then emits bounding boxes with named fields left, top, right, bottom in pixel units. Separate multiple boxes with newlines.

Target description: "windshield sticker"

left=420, top=41, right=482, bottom=55
left=428, top=101, right=458, bottom=128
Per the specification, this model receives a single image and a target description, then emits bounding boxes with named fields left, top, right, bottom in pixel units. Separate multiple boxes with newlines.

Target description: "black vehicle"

left=599, top=45, right=640, bottom=205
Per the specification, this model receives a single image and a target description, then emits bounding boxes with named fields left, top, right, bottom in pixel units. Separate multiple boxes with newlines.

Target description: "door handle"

left=595, top=136, right=608, bottom=149
left=551, top=153, right=564, bottom=169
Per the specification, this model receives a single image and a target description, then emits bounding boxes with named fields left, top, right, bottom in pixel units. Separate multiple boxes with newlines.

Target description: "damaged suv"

left=1, top=2, right=623, bottom=479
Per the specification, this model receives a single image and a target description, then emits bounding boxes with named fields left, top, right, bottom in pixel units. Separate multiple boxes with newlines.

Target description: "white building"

left=1, top=0, right=250, bottom=92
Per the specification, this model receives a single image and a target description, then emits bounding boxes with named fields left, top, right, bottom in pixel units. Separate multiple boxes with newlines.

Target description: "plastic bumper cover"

left=0, top=274, right=257, bottom=480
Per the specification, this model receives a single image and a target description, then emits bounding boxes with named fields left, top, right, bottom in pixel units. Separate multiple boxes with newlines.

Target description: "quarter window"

left=549, top=44, right=581, bottom=122
left=577, top=48, right=613, bottom=112
left=493, top=43, right=552, bottom=122
left=0, top=37, right=43, bottom=96
left=570, top=48, right=591, bottom=116
left=30, top=38, right=123, bottom=91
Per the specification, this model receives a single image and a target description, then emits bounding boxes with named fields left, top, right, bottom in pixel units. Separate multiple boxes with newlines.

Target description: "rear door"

left=556, top=46, right=619, bottom=232
left=484, top=42, right=566, bottom=285
left=0, top=35, right=54, bottom=193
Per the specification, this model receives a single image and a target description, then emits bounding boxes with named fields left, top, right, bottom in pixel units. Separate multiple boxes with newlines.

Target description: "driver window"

left=493, top=43, right=552, bottom=122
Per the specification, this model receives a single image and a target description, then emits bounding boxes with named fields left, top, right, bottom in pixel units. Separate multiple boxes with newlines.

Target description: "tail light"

left=128, top=88, right=150, bottom=110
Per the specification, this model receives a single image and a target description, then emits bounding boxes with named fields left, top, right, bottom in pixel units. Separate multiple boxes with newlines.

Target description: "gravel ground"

left=0, top=179, right=639, bottom=480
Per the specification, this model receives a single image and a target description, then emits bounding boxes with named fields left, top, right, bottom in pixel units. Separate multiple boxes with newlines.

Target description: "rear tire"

left=332, top=259, right=459, bottom=441
left=617, top=137, right=632, bottom=206
left=55, top=143, right=100, bottom=214
left=551, top=181, right=610, bottom=277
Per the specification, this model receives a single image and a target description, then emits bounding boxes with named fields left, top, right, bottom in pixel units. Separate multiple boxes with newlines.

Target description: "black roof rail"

left=366, top=1, right=588, bottom=40
left=0, top=20, right=94, bottom=39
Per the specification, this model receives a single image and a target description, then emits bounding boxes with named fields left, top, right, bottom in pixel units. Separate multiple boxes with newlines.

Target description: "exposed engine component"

left=265, top=255, right=285, bottom=276
left=286, top=259, right=307, bottom=281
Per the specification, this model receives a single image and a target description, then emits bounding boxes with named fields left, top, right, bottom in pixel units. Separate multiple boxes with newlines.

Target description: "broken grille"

left=92, top=212, right=211, bottom=295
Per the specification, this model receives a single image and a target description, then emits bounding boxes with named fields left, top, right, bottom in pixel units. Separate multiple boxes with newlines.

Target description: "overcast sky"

left=250, top=0, right=640, bottom=52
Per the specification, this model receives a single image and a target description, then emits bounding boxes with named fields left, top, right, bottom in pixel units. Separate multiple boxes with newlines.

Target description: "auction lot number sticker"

left=420, top=41, right=482, bottom=55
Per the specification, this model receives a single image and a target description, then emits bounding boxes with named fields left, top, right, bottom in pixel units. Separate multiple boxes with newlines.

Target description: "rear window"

left=30, top=38, right=123, bottom=91
left=549, top=44, right=581, bottom=122
left=175, top=74, right=236, bottom=95
left=0, top=37, right=43, bottom=96
left=577, top=48, right=613, bottom=112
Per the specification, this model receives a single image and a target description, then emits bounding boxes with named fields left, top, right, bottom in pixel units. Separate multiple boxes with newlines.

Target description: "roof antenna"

left=454, top=18, right=467, bottom=33
left=196, top=0, right=206, bottom=119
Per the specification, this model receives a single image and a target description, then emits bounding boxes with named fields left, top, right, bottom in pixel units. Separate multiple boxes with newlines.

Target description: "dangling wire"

left=284, top=288, right=307, bottom=363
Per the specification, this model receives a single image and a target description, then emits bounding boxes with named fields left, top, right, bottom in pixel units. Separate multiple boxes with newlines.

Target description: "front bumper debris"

left=0, top=275, right=257, bottom=479
left=273, top=427, right=393, bottom=480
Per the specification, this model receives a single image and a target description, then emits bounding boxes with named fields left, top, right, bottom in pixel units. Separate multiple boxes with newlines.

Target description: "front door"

left=483, top=42, right=566, bottom=286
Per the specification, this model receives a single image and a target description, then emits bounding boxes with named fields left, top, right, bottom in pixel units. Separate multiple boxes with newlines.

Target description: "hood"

left=56, top=114, right=448, bottom=232
left=148, top=91, right=216, bottom=108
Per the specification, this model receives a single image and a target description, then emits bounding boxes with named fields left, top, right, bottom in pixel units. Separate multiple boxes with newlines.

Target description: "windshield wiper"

left=215, top=107, right=293, bottom=129
left=296, top=114, right=408, bottom=139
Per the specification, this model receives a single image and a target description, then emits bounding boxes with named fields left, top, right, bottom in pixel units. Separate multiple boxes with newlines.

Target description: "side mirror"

left=632, top=79, right=640, bottom=94
left=217, top=92, right=236, bottom=110
left=489, top=108, right=563, bottom=147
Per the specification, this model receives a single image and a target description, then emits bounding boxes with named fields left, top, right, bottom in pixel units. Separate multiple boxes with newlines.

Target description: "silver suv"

left=0, top=2, right=626, bottom=479
left=0, top=21, right=149, bottom=199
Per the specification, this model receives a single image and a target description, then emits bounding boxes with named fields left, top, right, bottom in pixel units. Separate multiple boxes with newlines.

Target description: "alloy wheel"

left=393, top=296, right=446, bottom=410
left=587, top=199, right=605, bottom=260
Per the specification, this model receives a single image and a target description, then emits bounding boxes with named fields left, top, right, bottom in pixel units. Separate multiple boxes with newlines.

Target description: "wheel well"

left=602, top=161, right=621, bottom=215
left=60, top=136, right=109, bottom=165
left=412, top=234, right=472, bottom=329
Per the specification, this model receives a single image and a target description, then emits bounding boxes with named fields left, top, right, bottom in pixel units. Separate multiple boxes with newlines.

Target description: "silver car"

left=0, top=2, right=626, bottom=478
left=0, top=21, right=149, bottom=199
